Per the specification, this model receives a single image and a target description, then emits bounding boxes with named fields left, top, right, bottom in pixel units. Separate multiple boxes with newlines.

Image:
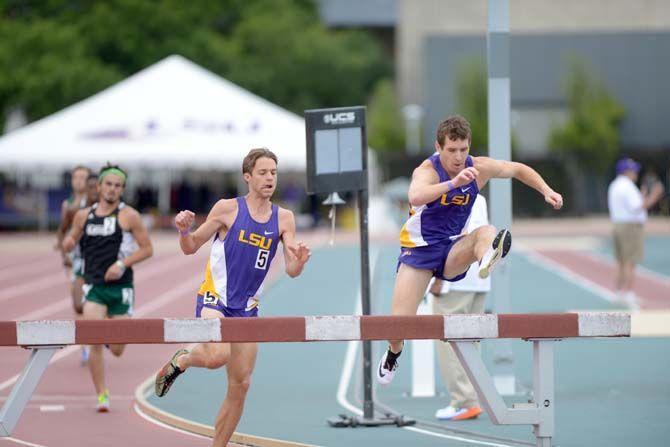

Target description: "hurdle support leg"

left=451, top=339, right=557, bottom=447
left=0, top=346, right=61, bottom=437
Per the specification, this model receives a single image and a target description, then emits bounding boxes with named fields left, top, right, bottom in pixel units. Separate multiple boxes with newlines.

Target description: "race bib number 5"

left=255, top=249, right=270, bottom=270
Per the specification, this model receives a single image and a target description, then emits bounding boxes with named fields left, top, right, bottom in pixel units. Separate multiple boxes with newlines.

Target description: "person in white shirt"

left=429, top=194, right=490, bottom=421
left=607, top=158, right=664, bottom=309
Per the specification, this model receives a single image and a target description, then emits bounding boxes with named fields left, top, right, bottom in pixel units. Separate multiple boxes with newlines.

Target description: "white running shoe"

left=435, top=405, right=483, bottom=420
left=376, top=350, right=399, bottom=386
left=435, top=405, right=465, bottom=420
left=478, top=229, right=512, bottom=279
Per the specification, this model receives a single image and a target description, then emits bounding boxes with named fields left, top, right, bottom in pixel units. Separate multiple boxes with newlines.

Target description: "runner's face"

left=99, top=174, right=124, bottom=205
left=71, top=169, right=89, bottom=194
left=437, top=137, right=469, bottom=174
left=245, top=157, right=277, bottom=198
left=86, top=178, right=99, bottom=204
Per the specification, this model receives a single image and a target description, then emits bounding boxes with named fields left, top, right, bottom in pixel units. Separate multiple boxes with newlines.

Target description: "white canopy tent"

left=0, top=54, right=309, bottom=215
left=0, top=54, right=306, bottom=172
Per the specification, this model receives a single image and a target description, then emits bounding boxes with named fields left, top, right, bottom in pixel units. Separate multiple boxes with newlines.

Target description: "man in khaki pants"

left=430, top=194, right=490, bottom=421
left=607, top=158, right=664, bottom=310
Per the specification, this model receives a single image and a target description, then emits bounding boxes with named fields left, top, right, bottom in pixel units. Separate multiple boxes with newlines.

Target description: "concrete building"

left=397, top=0, right=670, bottom=155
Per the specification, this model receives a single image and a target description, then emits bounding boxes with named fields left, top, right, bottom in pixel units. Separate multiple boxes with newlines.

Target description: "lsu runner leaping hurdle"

left=154, top=148, right=311, bottom=447
left=376, top=115, right=564, bottom=385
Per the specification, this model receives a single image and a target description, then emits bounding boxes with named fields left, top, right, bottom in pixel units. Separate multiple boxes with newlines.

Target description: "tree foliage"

left=0, top=0, right=390, bottom=127
left=549, top=58, right=625, bottom=173
left=455, top=58, right=488, bottom=155
left=367, top=78, right=405, bottom=152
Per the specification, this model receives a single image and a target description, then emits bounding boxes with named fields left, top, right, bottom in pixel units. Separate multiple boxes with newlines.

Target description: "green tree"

left=366, top=78, right=405, bottom=152
left=1, top=0, right=390, bottom=127
left=0, top=19, right=122, bottom=122
left=549, top=57, right=625, bottom=214
left=454, top=57, right=519, bottom=156
left=549, top=58, right=625, bottom=173
left=222, top=0, right=390, bottom=113
left=455, top=58, right=488, bottom=155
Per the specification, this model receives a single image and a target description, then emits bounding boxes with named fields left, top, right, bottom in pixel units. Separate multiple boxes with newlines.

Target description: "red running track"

left=534, top=249, right=670, bottom=310
left=0, top=234, right=276, bottom=447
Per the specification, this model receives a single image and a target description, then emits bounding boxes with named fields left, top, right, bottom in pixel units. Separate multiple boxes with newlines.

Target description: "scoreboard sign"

left=305, top=106, right=367, bottom=194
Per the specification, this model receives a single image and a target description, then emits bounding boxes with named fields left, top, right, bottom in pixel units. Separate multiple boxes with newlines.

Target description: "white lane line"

left=0, top=395, right=134, bottom=401
left=0, top=275, right=201, bottom=393
left=12, top=253, right=199, bottom=321
left=38, top=405, right=64, bottom=412
left=335, top=297, right=363, bottom=417
left=0, top=438, right=48, bottom=447
left=335, top=250, right=514, bottom=446
left=133, top=403, right=211, bottom=441
left=0, top=258, right=59, bottom=282
left=520, top=250, right=618, bottom=304
left=404, top=426, right=517, bottom=447
left=16, top=298, right=72, bottom=321
left=0, top=272, right=71, bottom=304
left=2, top=252, right=193, bottom=308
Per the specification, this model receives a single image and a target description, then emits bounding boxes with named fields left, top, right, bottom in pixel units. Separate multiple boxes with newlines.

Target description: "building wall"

left=399, top=0, right=670, bottom=105
left=422, top=32, right=670, bottom=154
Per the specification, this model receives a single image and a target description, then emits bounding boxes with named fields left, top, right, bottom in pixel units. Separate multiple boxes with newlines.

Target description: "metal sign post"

left=305, top=106, right=414, bottom=428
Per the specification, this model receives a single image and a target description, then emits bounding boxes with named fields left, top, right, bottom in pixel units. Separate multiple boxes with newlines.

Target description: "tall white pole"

left=487, top=0, right=516, bottom=395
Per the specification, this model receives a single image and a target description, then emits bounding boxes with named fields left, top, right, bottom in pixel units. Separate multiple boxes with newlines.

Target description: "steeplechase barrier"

left=0, top=312, right=630, bottom=447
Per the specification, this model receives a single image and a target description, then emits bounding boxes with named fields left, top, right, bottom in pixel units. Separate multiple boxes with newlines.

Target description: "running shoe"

left=478, top=229, right=512, bottom=279
left=96, top=389, right=110, bottom=413
left=436, top=405, right=483, bottom=420
left=155, top=349, right=189, bottom=397
left=376, top=349, right=399, bottom=386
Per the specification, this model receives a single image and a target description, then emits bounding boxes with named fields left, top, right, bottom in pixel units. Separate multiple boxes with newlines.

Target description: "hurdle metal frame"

left=0, top=313, right=630, bottom=446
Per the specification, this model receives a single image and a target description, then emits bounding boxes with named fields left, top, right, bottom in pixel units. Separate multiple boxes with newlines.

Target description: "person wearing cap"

left=607, top=158, right=664, bottom=309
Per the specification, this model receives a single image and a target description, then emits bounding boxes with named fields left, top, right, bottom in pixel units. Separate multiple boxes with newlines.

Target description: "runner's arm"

left=280, top=208, right=310, bottom=278
left=62, top=209, right=87, bottom=252
left=407, top=162, right=448, bottom=206
left=55, top=201, right=70, bottom=249
left=178, top=199, right=234, bottom=255
left=121, top=208, right=153, bottom=268
left=475, top=157, right=563, bottom=210
left=408, top=161, right=478, bottom=206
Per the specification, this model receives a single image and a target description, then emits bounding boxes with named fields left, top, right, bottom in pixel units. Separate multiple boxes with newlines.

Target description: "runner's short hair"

left=71, top=165, right=91, bottom=176
left=436, top=115, right=472, bottom=146
left=242, top=148, right=278, bottom=175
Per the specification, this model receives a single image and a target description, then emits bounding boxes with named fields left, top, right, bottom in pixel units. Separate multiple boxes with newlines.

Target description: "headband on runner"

left=99, top=167, right=127, bottom=183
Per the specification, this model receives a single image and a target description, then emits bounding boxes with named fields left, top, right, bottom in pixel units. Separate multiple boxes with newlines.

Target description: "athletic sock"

left=385, top=348, right=402, bottom=369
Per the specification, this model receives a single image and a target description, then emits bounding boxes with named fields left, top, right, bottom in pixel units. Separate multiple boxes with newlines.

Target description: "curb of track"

left=133, top=373, right=320, bottom=447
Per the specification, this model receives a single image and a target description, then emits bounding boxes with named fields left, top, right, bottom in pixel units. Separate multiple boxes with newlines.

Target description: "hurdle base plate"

left=327, top=414, right=416, bottom=428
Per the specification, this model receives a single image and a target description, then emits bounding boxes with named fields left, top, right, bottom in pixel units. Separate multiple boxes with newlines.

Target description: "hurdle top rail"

left=0, top=312, right=630, bottom=347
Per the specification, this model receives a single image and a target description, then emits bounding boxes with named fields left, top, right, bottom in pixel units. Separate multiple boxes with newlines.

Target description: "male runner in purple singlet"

left=377, top=115, right=564, bottom=385
left=155, top=148, right=311, bottom=447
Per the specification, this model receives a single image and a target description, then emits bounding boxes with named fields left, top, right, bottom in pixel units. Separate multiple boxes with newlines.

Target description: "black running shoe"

left=155, top=349, right=188, bottom=397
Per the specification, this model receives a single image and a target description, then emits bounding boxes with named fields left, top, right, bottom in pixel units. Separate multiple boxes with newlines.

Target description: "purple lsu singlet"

left=197, top=197, right=280, bottom=313
left=399, top=154, right=479, bottom=247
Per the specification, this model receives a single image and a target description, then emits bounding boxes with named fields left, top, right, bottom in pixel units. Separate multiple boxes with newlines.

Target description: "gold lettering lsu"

left=238, top=230, right=272, bottom=250
left=440, top=194, right=470, bottom=206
